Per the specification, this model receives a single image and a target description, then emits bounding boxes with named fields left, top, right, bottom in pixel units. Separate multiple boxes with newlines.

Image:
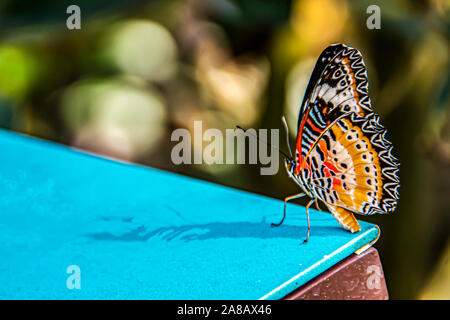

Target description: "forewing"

left=295, top=44, right=373, bottom=174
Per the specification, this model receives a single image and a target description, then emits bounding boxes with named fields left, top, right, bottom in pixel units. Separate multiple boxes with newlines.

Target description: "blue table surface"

left=0, top=129, right=380, bottom=300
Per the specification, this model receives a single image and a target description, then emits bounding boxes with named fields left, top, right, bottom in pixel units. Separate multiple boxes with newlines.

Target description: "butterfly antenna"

left=281, top=116, right=293, bottom=158
left=235, top=125, right=291, bottom=159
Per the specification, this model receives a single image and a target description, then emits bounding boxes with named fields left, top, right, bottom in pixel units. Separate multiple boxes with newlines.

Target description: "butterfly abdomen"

left=326, top=204, right=361, bottom=233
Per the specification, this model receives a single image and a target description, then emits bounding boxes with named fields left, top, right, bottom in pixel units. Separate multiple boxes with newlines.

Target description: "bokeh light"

left=62, top=78, right=167, bottom=160
left=106, top=20, right=177, bottom=82
left=0, top=45, right=37, bottom=99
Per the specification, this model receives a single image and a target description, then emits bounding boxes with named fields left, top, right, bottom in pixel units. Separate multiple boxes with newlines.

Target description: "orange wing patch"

left=301, top=114, right=397, bottom=216
left=329, top=118, right=384, bottom=212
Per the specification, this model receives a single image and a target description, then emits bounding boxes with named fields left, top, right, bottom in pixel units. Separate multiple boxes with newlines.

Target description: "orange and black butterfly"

left=274, top=43, right=400, bottom=242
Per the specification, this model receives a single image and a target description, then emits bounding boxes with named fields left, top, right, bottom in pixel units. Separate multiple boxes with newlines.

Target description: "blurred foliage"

left=420, top=240, right=450, bottom=299
left=0, top=0, right=448, bottom=299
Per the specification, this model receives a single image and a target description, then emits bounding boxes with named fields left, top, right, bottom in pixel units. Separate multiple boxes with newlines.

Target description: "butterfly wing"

left=293, top=44, right=400, bottom=227
left=295, top=43, right=373, bottom=174
left=301, top=112, right=400, bottom=215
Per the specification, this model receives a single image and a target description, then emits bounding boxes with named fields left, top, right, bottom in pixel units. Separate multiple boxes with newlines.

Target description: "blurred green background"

left=0, top=0, right=448, bottom=299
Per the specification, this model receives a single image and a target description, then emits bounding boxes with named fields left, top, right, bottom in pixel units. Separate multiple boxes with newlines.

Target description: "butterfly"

left=273, top=43, right=400, bottom=242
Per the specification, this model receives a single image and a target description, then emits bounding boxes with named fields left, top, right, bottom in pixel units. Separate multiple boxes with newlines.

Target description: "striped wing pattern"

left=291, top=44, right=400, bottom=232
left=295, top=43, right=373, bottom=171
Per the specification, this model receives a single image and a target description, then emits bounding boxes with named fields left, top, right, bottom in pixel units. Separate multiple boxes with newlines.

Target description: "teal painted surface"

left=0, top=130, right=379, bottom=299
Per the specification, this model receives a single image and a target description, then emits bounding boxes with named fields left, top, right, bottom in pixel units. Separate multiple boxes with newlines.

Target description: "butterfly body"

left=278, top=44, right=400, bottom=239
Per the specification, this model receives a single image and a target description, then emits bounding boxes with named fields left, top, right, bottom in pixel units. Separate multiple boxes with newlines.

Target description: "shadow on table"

left=85, top=218, right=343, bottom=243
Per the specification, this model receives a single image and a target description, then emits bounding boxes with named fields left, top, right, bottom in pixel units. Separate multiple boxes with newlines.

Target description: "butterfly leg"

left=314, top=198, right=322, bottom=211
left=271, top=193, right=305, bottom=227
left=304, top=199, right=314, bottom=243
